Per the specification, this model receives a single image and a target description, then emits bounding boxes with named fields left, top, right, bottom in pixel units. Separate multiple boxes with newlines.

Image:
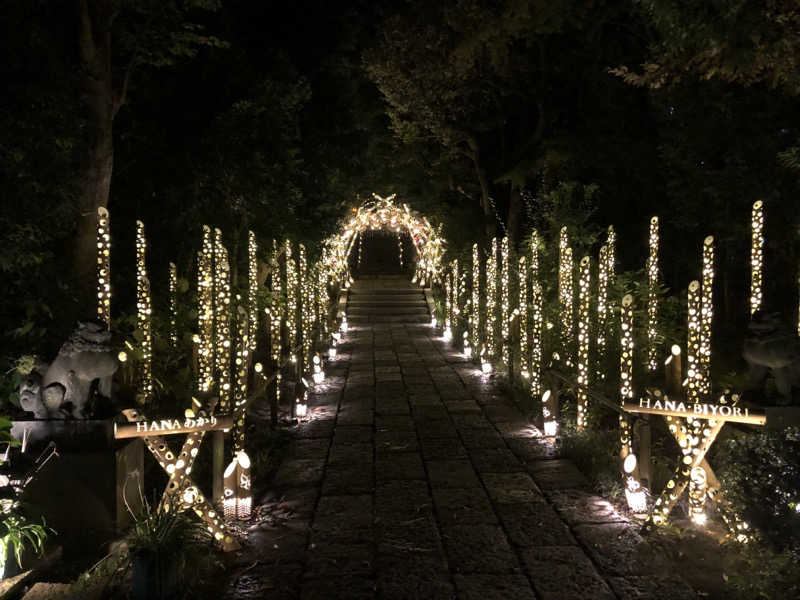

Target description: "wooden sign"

left=114, top=413, right=232, bottom=439
left=624, top=398, right=766, bottom=425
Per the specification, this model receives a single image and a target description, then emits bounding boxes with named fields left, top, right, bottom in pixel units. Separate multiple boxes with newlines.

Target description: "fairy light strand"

left=750, top=201, right=763, bottom=316
left=169, top=262, right=177, bottom=347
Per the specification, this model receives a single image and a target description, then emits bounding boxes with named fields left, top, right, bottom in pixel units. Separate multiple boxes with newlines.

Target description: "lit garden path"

left=224, top=304, right=699, bottom=599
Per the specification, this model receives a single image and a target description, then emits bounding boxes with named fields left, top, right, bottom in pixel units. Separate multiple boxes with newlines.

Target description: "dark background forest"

left=2, top=0, right=799, bottom=384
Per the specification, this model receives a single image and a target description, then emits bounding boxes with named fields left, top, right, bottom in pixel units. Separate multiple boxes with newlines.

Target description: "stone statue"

left=20, top=322, right=119, bottom=419
left=743, top=312, right=800, bottom=401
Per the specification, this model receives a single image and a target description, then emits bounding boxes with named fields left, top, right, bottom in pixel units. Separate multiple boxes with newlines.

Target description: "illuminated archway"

left=320, top=193, right=446, bottom=287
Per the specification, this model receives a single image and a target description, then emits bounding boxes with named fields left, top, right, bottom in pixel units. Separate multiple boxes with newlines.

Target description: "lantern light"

left=223, top=451, right=252, bottom=521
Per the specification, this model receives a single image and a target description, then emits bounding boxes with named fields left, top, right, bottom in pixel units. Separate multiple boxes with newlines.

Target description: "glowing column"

left=214, top=229, right=232, bottom=411
left=96, top=207, right=111, bottom=328
left=135, top=220, right=153, bottom=404
left=444, top=266, right=452, bottom=335
left=500, top=237, right=510, bottom=368
left=472, top=243, right=480, bottom=355
left=452, top=258, right=460, bottom=329
left=286, top=241, right=297, bottom=349
left=606, top=225, right=617, bottom=285
left=558, top=227, right=574, bottom=366
left=596, top=245, right=609, bottom=378
left=248, top=231, right=258, bottom=352
left=686, top=280, right=702, bottom=402
left=197, top=226, right=215, bottom=393
left=750, top=201, right=763, bottom=316
left=299, top=244, right=312, bottom=373
left=518, top=255, right=528, bottom=379
left=619, top=294, right=634, bottom=456
left=647, top=217, right=659, bottom=371
left=700, top=236, right=714, bottom=398
left=576, top=256, right=591, bottom=429
left=232, top=306, right=250, bottom=453
left=486, top=238, right=498, bottom=361
left=530, top=232, right=542, bottom=398
left=169, top=262, right=177, bottom=347
left=223, top=451, right=252, bottom=520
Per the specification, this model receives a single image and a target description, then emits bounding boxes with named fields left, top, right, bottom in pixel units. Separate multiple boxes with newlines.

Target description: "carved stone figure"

left=20, top=322, right=119, bottom=419
left=743, top=312, right=800, bottom=400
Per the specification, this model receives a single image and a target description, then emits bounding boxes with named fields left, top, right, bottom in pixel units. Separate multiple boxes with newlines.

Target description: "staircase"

left=346, top=276, right=430, bottom=324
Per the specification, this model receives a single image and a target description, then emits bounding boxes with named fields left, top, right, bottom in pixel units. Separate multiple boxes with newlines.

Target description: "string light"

left=558, top=227, right=574, bottom=366
left=169, top=262, right=178, bottom=347
left=596, top=245, right=608, bottom=378
left=518, top=255, right=528, bottom=379
left=248, top=231, right=258, bottom=352
left=357, top=231, right=363, bottom=269
left=686, top=280, right=702, bottom=402
left=444, top=263, right=452, bottom=339
left=500, top=237, right=510, bottom=368
left=750, top=201, right=763, bottom=316
left=96, top=207, right=111, bottom=328
left=486, top=238, right=498, bottom=361
left=135, top=220, right=153, bottom=404
left=619, top=294, right=634, bottom=456
left=299, top=244, right=313, bottom=373
left=398, top=231, right=403, bottom=268
left=700, top=236, right=714, bottom=398
left=452, top=258, right=460, bottom=331
left=472, top=243, right=480, bottom=357
left=647, top=217, right=659, bottom=371
left=576, top=256, right=591, bottom=429
left=214, top=229, right=232, bottom=411
left=197, top=226, right=215, bottom=393
left=530, top=232, right=542, bottom=398
left=269, top=241, right=282, bottom=409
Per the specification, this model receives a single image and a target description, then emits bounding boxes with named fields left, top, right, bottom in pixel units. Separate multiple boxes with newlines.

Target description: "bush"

left=716, top=427, right=800, bottom=553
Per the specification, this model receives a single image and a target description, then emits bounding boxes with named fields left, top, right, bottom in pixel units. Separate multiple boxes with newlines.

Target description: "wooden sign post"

left=114, top=407, right=239, bottom=551
left=626, top=393, right=766, bottom=531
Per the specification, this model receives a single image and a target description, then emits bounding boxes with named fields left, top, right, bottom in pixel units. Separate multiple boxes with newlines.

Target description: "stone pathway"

left=224, top=286, right=698, bottom=599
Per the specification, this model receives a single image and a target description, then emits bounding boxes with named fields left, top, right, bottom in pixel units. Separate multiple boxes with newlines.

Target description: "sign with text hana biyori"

left=623, top=398, right=766, bottom=425
left=114, top=413, right=233, bottom=439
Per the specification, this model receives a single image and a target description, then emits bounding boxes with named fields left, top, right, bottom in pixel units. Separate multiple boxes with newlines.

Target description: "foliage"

left=715, top=427, right=800, bottom=553
left=0, top=511, right=49, bottom=575
left=557, top=423, right=623, bottom=500
left=722, top=540, right=800, bottom=600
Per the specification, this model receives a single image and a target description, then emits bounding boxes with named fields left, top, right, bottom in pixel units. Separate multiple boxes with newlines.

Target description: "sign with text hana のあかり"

left=623, top=398, right=766, bottom=425
left=114, top=413, right=233, bottom=439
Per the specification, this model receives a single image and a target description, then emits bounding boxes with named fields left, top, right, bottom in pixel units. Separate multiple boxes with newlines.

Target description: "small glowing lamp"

left=443, top=326, right=452, bottom=341
left=223, top=451, right=252, bottom=520
left=118, top=351, right=128, bottom=363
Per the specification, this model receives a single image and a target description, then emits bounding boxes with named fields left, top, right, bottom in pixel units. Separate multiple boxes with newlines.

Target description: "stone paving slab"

left=224, top=309, right=698, bottom=600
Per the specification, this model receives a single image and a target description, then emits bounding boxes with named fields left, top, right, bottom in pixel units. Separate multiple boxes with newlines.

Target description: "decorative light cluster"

left=471, top=243, right=480, bottom=355
left=596, top=244, right=609, bottom=378
left=232, top=306, right=250, bottom=453
left=169, top=262, right=178, bottom=347
left=485, top=238, right=498, bottom=361
left=647, top=216, right=659, bottom=371
left=197, top=226, right=215, bottom=393
left=624, top=454, right=647, bottom=513
left=223, top=451, right=251, bottom=521
left=318, top=194, right=445, bottom=289
left=750, top=201, right=763, bottom=316
left=700, top=236, right=714, bottom=398
left=619, top=294, right=634, bottom=456
left=357, top=232, right=363, bottom=269
left=529, top=232, right=542, bottom=399
left=96, top=207, right=111, bottom=328
left=518, top=255, right=528, bottom=379
left=558, top=227, right=574, bottom=366
left=214, top=229, right=232, bottom=411
left=500, top=237, right=510, bottom=368
left=686, top=280, right=702, bottom=402
left=135, top=220, right=153, bottom=404
left=576, top=256, right=591, bottom=429
left=248, top=231, right=258, bottom=352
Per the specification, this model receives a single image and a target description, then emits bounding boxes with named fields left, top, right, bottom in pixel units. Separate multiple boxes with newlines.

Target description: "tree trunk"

left=75, top=0, right=117, bottom=319
left=507, top=184, right=523, bottom=249
left=466, top=135, right=495, bottom=239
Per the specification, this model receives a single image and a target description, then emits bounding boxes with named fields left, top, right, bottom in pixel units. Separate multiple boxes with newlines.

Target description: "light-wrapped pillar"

left=647, top=217, right=659, bottom=371
left=558, top=227, right=574, bottom=366
left=96, top=207, right=111, bottom=328
left=576, top=256, right=591, bottom=429
left=500, top=237, right=510, bottom=368
left=700, top=236, right=714, bottom=398
left=136, top=220, right=153, bottom=404
left=619, top=294, right=634, bottom=456
left=750, top=201, right=763, bottom=316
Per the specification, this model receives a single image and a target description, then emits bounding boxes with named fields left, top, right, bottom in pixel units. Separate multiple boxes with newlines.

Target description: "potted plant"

left=127, top=496, right=211, bottom=600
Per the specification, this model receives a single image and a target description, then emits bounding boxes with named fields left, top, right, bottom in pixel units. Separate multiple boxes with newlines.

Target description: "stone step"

left=348, top=313, right=430, bottom=323
left=348, top=306, right=429, bottom=316
left=349, top=288, right=423, bottom=295
left=347, top=301, right=428, bottom=309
